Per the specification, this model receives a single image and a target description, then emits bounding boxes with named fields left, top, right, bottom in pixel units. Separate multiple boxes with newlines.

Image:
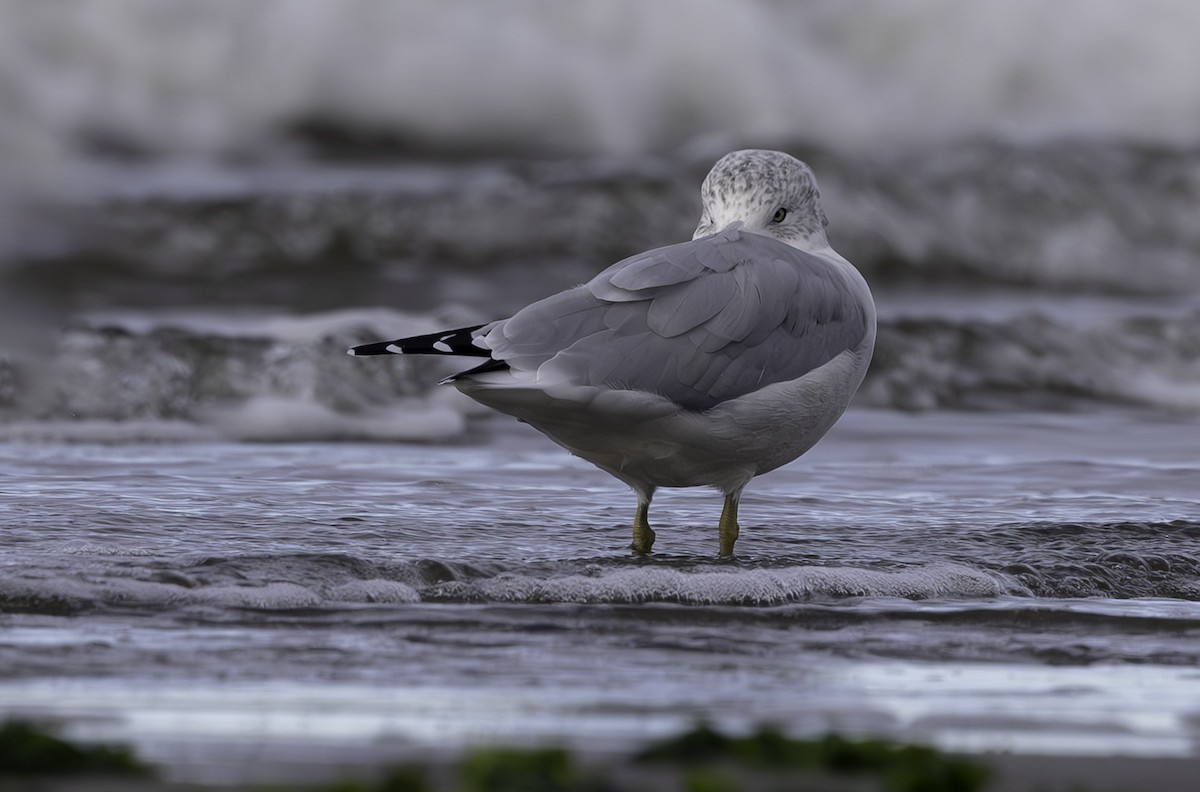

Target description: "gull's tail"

left=347, top=325, right=491, bottom=357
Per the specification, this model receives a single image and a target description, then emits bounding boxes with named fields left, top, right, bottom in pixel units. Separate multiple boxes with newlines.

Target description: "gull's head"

left=694, top=149, right=830, bottom=251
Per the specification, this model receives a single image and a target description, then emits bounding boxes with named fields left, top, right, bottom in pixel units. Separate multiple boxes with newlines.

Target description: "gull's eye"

left=771, top=207, right=788, bottom=224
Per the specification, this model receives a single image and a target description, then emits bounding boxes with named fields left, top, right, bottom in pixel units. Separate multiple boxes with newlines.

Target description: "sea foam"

left=4, top=0, right=1200, bottom=172
left=430, top=563, right=1024, bottom=605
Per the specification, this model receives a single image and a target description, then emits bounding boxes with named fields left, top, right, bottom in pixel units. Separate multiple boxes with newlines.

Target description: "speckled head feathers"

left=694, top=150, right=829, bottom=249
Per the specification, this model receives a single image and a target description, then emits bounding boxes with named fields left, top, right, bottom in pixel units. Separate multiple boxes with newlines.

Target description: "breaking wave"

left=0, top=555, right=1020, bottom=615
left=5, top=525, right=1200, bottom=617
left=1, top=301, right=1196, bottom=444
left=19, top=140, right=1200, bottom=303
left=6, top=0, right=1200, bottom=170
left=426, top=562, right=1020, bottom=604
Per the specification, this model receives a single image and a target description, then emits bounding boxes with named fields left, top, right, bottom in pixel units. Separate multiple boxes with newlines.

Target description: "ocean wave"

left=0, top=571, right=421, bottom=615
left=425, top=562, right=1023, bottom=604
left=6, top=529, right=1200, bottom=616
left=0, top=555, right=1019, bottom=615
left=1, top=304, right=1196, bottom=442
left=0, top=553, right=464, bottom=615
left=14, top=140, right=1200, bottom=320
left=5, top=0, right=1200, bottom=172
left=0, top=310, right=476, bottom=442
left=996, top=520, right=1200, bottom=600
left=863, top=310, right=1200, bottom=412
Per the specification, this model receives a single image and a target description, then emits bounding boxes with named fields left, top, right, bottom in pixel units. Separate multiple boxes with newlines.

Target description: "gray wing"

left=477, top=228, right=869, bottom=411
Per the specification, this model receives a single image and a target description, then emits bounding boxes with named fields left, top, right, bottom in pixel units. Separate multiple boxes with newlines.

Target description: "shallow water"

left=3, top=408, right=1199, bottom=781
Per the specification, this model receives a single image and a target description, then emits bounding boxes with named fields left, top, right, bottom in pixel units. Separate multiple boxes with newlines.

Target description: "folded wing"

left=467, top=228, right=870, bottom=412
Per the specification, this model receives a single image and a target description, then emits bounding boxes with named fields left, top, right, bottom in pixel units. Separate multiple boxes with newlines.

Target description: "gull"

left=350, top=150, right=875, bottom=557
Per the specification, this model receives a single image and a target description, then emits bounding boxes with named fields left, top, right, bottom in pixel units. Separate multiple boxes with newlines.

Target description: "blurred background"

left=1, top=0, right=1198, bottom=439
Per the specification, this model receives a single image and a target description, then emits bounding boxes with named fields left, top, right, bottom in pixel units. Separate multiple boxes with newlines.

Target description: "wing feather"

left=474, top=229, right=869, bottom=411
left=645, top=271, right=736, bottom=337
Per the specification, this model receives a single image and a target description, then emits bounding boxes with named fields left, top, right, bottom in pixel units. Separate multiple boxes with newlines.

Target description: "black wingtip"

left=348, top=340, right=401, bottom=356
left=349, top=325, right=492, bottom=358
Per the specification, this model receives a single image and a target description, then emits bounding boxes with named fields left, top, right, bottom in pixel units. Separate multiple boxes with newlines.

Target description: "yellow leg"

left=632, top=501, right=656, bottom=555
left=718, top=493, right=740, bottom=558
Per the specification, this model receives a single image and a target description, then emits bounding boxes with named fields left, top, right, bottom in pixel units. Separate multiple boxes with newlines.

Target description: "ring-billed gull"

left=350, top=150, right=875, bottom=556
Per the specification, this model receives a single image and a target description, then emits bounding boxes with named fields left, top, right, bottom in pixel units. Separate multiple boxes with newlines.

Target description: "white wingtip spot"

left=385, top=344, right=404, bottom=354
left=346, top=348, right=358, bottom=356
left=432, top=341, right=453, bottom=353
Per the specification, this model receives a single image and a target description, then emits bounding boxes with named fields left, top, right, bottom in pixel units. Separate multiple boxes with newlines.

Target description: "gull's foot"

left=632, top=526, right=656, bottom=555
left=632, top=502, right=655, bottom=555
left=718, top=493, right=740, bottom=558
